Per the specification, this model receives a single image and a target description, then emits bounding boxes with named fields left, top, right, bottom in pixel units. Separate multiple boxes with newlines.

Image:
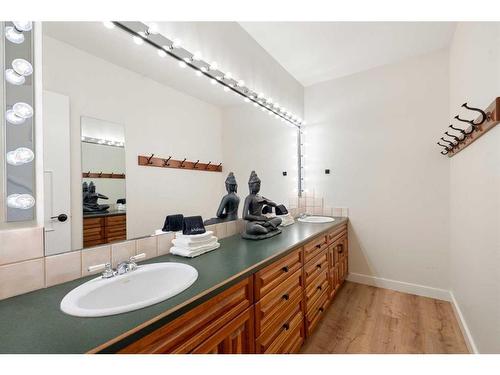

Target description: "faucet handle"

left=130, top=253, right=146, bottom=262
left=88, top=262, right=115, bottom=278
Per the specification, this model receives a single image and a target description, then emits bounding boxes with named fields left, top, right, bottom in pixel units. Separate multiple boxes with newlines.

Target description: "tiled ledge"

left=0, top=194, right=348, bottom=301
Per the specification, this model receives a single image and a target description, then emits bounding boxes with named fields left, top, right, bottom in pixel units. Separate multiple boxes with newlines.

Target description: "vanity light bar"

left=107, top=21, right=304, bottom=129
left=81, top=136, right=125, bottom=148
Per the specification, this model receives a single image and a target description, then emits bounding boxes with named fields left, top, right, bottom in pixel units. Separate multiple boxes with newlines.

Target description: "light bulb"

left=162, top=44, right=172, bottom=51
left=13, top=21, right=32, bottom=32
left=193, top=51, right=202, bottom=60
left=257, top=93, right=264, bottom=99
left=237, top=80, right=245, bottom=87
left=183, top=57, right=192, bottom=63
left=5, top=109, right=26, bottom=125
left=103, top=21, right=115, bottom=29
left=178, top=61, right=187, bottom=68
left=13, top=102, right=33, bottom=119
left=224, top=72, right=232, bottom=80
left=6, top=147, right=34, bottom=166
left=5, top=26, right=24, bottom=44
left=200, top=66, right=207, bottom=73
left=12, top=58, right=33, bottom=76
left=216, top=76, right=222, bottom=80
left=7, top=194, right=35, bottom=210
left=210, top=79, right=216, bottom=85
left=157, top=49, right=167, bottom=58
left=210, top=62, right=218, bottom=71
left=172, top=39, right=181, bottom=48
left=5, top=69, right=25, bottom=85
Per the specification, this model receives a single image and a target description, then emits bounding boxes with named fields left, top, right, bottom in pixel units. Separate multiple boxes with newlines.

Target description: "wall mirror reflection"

left=41, top=22, right=298, bottom=255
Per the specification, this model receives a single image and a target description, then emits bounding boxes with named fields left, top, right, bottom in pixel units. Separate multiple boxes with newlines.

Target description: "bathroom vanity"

left=0, top=219, right=347, bottom=354
left=83, top=211, right=126, bottom=247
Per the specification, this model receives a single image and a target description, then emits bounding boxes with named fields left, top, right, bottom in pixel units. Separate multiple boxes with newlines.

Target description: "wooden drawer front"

left=339, top=256, right=348, bottom=284
left=327, top=224, right=347, bottom=245
left=304, top=249, right=328, bottom=286
left=329, top=266, right=339, bottom=299
left=305, top=268, right=329, bottom=313
left=255, top=269, right=303, bottom=337
left=105, top=214, right=126, bottom=226
left=304, top=235, right=328, bottom=263
left=306, top=289, right=329, bottom=337
left=191, top=307, right=254, bottom=354
left=254, top=247, right=303, bottom=301
left=327, top=244, right=336, bottom=268
left=83, top=217, right=104, bottom=229
left=118, top=277, right=253, bottom=354
left=281, top=317, right=306, bottom=354
left=105, top=225, right=126, bottom=238
left=256, top=297, right=304, bottom=354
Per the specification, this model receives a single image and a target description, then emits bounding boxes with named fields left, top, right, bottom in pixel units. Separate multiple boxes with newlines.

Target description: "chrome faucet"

left=87, top=253, right=146, bottom=279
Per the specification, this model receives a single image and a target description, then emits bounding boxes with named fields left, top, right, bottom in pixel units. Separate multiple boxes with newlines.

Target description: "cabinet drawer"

left=118, top=277, right=253, bottom=354
left=304, top=249, right=328, bottom=286
left=254, top=247, right=303, bottom=301
left=255, top=269, right=303, bottom=337
left=327, top=224, right=347, bottom=245
left=305, top=289, right=329, bottom=337
left=304, top=235, right=328, bottom=263
left=105, top=225, right=126, bottom=237
left=281, top=317, right=306, bottom=354
left=256, top=297, right=304, bottom=354
left=106, top=214, right=126, bottom=226
left=305, top=268, right=329, bottom=313
left=83, top=217, right=104, bottom=229
left=329, top=266, right=339, bottom=299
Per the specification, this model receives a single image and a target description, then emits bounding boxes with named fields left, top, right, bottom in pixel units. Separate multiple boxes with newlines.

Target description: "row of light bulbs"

left=81, top=136, right=125, bottom=148
left=3, top=21, right=36, bottom=210
left=103, top=21, right=306, bottom=128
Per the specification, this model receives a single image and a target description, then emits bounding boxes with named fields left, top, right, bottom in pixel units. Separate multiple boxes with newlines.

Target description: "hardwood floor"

left=301, top=281, right=468, bottom=354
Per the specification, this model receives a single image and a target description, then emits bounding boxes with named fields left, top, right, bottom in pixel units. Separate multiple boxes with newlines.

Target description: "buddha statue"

left=83, top=181, right=110, bottom=213
left=204, top=172, right=240, bottom=225
left=241, top=171, right=282, bottom=240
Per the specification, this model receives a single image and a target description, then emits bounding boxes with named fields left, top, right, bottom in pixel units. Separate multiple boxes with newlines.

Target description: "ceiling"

left=239, top=22, right=456, bottom=86
left=43, top=22, right=243, bottom=108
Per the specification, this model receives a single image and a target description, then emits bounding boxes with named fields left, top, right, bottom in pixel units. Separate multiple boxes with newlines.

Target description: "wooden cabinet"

left=83, top=213, right=126, bottom=248
left=114, top=224, right=348, bottom=355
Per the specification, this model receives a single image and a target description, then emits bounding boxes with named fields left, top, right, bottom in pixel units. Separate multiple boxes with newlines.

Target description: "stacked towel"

left=162, top=214, right=184, bottom=232
left=170, top=230, right=221, bottom=258
left=278, top=213, right=295, bottom=227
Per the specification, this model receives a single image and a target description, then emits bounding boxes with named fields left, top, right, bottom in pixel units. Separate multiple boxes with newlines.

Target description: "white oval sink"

left=60, top=263, right=198, bottom=317
left=298, top=216, right=335, bottom=224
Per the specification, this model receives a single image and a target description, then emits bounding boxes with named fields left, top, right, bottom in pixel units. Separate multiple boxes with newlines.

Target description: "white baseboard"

left=449, top=292, right=478, bottom=354
left=346, top=272, right=451, bottom=301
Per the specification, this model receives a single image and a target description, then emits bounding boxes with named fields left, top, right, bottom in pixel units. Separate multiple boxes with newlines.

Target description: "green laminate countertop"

left=0, top=218, right=347, bottom=354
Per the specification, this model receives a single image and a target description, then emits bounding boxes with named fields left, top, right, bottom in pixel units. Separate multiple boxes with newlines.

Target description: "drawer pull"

left=281, top=266, right=289, bottom=273
left=315, top=244, right=322, bottom=249
left=319, top=307, right=324, bottom=313
left=316, top=264, right=322, bottom=269
left=282, top=293, right=289, bottom=301
left=317, top=285, right=322, bottom=291
left=282, top=323, right=290, bottom=331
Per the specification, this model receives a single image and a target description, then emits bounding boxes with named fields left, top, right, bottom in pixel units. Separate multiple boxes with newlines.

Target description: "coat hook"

left=445, top=131, right=465, bottom=142
left=110, top=172, right=113, bottom=178
left=461, top=102, right=487, bottom=125
left=216, top=163, right=222, bottom=170
left=99, top=171, right=103, bottom=177
left=441, top=149, right=449, bottom=155
left=193, top=160, right=199, bottom=169
left=440, top=137, right=456, bottom=147
left=147, top=154, right=155, bottom=164
left=163, top=156, right=172, bottom=166
left=180, top=158, right=187, bottom=168
left=205, top=161, right=211, bottom=170
left=87, top=171, right=91, bottom=177
left=437, top=141, right=451, bottom=150
left=448, top=124, right=467, bottom=135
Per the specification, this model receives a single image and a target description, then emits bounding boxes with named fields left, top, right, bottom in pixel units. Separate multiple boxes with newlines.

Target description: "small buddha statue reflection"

left=204, top=172, right=240, bottom=225
left=241, top=171, right=282, bottom=240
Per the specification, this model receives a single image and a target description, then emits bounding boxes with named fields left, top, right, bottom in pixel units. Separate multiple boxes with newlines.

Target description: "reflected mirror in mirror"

left=41, top=21, right=299, bottom=255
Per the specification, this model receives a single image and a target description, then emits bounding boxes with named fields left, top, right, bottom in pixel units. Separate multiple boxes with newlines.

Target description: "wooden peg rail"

left=138, top=155, right=223, bottom=172
left=447, top=97, right=500, bottom=157
left=82, top=172, right=126, bottom=179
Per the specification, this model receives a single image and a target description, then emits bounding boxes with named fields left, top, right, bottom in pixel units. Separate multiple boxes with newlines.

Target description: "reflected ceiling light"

left=133, top=32, right=145, bottom=45
left=244, top=97, right=250, bottom=103
left=193, top=51, right=202, bottom=60
left=178, top=61, right=187, bottom=68
left=5, top=109, right=26, bottom=125
left=5, top=26, right=24, bottom=44
left=103, top=21, right=115, bottom=29
left=162, top=44, right=172, bottom=51
left=223, top=86, right=229, bottom=92
left=237, top=80, right=245, bottom=87
left=200, top=66, right=208, bottom=73
left=5, top=69, right=25, bottom=85
left=224, top=72, right=232, bottom=80
left=157, top=49, right=167, bottom=58
left=147, top=23, right=159, bottom=35
left=6, top=147, right=34, bottom=166
left=12, top=58, right=33, bottom=76
left=195, top=70, right=202, bottom=77
left=13, top=21, right=32, bottom=32
left=210, top=78, right=216, bottom=85
left=7, top=194, right=35, bottom=210
left=172, top=39, right=181, bottom=48
left=12, top=102, right=33, bottom=119
left=209, top=62, right=218, bottom=71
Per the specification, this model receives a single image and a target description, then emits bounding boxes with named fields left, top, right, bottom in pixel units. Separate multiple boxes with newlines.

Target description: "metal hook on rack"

left=441, top=149, right=449, bottom=155
left=180, top=158, right=187, bottom=168
left=461, top=102, right=487, bottom=125
left=437, top=141, right=451, bottom=149
left=445, top=131, right=465, bottom=142
left=205, top=161, right=211, bottom=170
left=448, top=124, right=467, bottom=135
left=193, top=160, right=199, bottom=169
left=216, top=163, right=222, bottom=170
left=99, top=171, right=103, bottom=177
left=163, top=156, right=172, bottom=166
left=147, top=154, right=155, bottom=164
left=440, top=137, right=457, bottom=147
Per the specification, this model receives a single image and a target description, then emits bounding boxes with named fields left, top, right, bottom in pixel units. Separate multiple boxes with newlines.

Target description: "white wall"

left=221, top=104, right=298, bottom=215
left=43, top=36, right=225, bottom=248
left=448, top=23, right=500, bottom=353
left=305, top=49, right=450, bottom=291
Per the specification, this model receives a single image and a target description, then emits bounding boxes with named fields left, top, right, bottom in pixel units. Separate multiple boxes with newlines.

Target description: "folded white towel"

left=278, top=213, right=295, bottom=227
left=172, top=236, right=218, bottom=249
left=170, top=242, right=221, bottom=258
left=175, top=230, right=214, bottom=242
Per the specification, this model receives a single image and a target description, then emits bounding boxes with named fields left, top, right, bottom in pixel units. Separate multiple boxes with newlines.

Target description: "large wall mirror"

left=41, top=22, right=299, bottom=255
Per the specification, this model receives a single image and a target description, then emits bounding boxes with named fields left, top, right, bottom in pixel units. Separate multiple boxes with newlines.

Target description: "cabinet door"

left=191, top=307, right=254, bottom=354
